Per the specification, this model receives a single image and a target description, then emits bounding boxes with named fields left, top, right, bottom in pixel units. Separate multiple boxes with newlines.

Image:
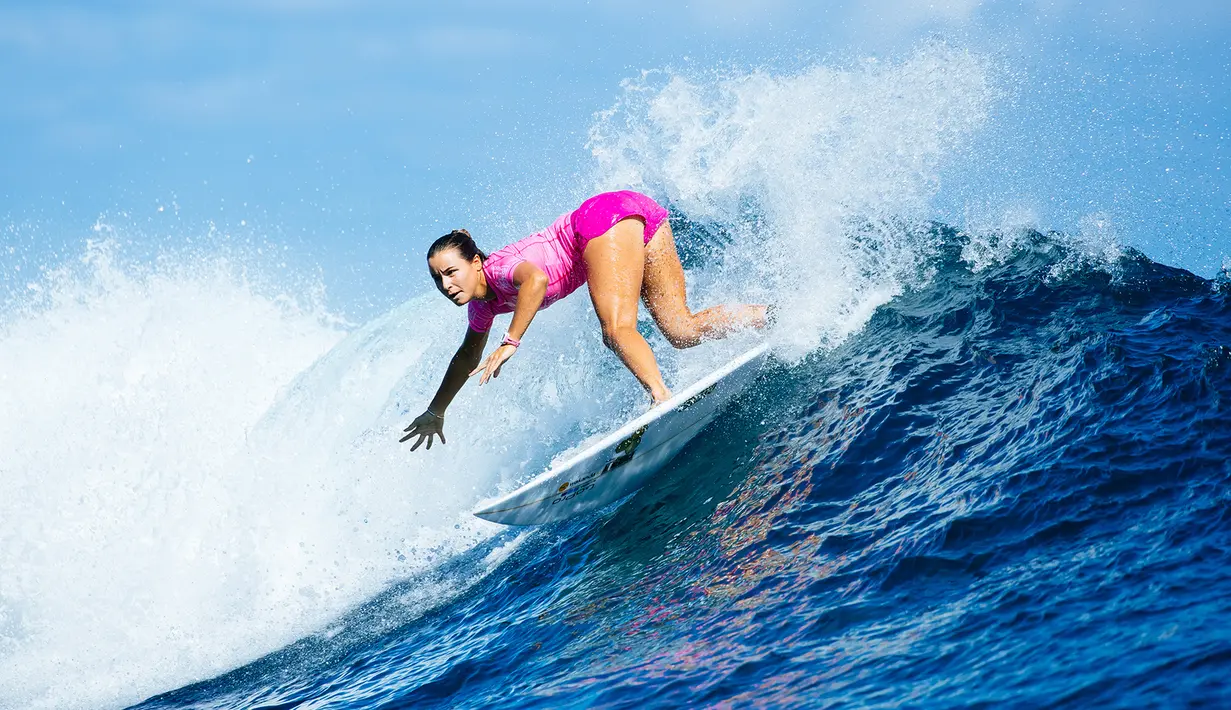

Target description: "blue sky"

left=2, top=0, right=1228, bottom=314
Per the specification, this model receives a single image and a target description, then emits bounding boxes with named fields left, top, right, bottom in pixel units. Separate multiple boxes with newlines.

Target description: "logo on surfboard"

left=603, top=424, right=649, bottom=473
left=680, top=383, right=718, bottom=411
left=553, top=424, right=650, bottom=504
left=551, top=384, right=722, bottom=505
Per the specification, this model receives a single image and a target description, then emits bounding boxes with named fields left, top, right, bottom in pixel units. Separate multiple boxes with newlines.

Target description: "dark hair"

left=427, top=229, right=486, bottom=262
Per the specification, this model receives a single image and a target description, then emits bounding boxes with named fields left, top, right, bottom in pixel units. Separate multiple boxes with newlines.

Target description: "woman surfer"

left=401, top=190, right=768, bottom=450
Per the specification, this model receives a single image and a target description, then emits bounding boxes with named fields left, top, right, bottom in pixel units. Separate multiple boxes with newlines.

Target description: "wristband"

left=425, top=407, right=443, bottom=419
left=501, top=334, right=521, bottom=348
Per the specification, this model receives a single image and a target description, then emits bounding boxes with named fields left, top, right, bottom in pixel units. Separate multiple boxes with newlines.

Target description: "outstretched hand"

left=400, top=410, right=445, bottom=451
left=469, top=344, right=516, bottom=385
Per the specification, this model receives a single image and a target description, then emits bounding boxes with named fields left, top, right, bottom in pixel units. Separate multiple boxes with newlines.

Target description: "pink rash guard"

left=467, top=190, right=669, bottom=333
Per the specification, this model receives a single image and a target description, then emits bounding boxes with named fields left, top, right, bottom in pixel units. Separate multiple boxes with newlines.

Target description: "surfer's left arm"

left=470, top=261, right=547, bottom=385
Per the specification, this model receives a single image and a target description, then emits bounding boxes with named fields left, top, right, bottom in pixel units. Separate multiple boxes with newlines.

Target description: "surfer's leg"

left=641, top=222, right=767, bottom=349
left=583, top=218, right=672, bottom=403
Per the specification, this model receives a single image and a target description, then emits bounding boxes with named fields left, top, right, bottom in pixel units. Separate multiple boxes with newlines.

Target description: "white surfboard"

left=473, top=343, right=771, bottom=525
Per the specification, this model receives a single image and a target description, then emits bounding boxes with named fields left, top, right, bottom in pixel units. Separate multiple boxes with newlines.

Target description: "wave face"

left=4, top=44, right=1229, bottom=708
left=131, top=227, right=1231, bottom=709
left=0, top=235, right=661, bottom=710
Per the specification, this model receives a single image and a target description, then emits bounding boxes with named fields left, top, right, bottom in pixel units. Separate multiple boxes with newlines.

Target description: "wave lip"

left=10, top=36, right=1228, bottom=707
left=122, top=226, right=1231, bottom=709
left=589, top=43, right=994, bottom=359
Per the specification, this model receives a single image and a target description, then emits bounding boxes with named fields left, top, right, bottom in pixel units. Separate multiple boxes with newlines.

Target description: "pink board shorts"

left=571, top=190, right=670, bottom=250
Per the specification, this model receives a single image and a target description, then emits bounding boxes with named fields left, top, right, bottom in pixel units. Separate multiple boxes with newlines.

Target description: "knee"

left=660, top=320, right=701, bottom=349
left=665, top=331, right=701, bottom=349
left=600, top=322, right=637, bottom=351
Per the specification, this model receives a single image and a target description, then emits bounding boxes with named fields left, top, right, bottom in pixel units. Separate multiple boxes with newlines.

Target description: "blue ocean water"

left=122, top=225, right=1230, bottom=709
left=3, top=43, right=1230, bottom=709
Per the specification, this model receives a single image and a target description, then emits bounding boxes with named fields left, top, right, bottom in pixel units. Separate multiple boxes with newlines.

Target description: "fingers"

left=401, top=421, right=444, bottom=448
left=479, top=348, right=513, bottom=385
left=405, top=430, right=442, bottom=450
left=470, top=346, right=515, bottom=385
left=484, top=356, right=502, bottom=384
left=469, top=352, right=493, bottom=378
left=471, top=356, right=496, bottom=380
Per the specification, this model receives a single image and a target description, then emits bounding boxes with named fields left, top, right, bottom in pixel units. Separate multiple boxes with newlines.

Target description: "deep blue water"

left=133, top=227, right=1230, bottom=709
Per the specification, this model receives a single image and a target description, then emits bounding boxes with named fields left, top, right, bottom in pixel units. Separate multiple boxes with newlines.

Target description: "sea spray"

left=0, top=240, right=348, bottom=708
left=3, top=44, right=1008, bottom=709
left=589, top=43, right=994, bottom=360
left=0, top=232, right=744, bottom=709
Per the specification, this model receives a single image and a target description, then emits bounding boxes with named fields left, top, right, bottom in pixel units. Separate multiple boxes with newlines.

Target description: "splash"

left=588, top=43, right=994, bottom=359
left=2, top=43, right=1008, bottom=709
left=0, top=240, right=350, bottom=708
left=0, top=237, right=530, bottom=710
left=0, top=231, right=749, bottom=709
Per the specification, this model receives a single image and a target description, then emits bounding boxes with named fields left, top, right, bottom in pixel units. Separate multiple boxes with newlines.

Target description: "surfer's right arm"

left=400, top=327, right=489, bottom=450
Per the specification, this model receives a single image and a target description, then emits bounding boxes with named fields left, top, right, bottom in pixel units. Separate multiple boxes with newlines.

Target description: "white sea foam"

left=588, top=43, right=994, bottom=360
left=0, top=238, right=531, bottom=709
left=0, top=233, right=736, bottom=709
left=1, top=43, right=999, bottom=710
left=0, top=241, right=338, bottom=708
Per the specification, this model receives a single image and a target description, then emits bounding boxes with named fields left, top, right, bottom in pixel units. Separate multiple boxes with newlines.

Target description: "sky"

left=2, top=0, right=1229, bottom=316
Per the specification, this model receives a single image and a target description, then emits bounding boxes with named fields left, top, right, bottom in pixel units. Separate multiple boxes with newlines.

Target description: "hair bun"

left=428, top=228, right=486, bottom=263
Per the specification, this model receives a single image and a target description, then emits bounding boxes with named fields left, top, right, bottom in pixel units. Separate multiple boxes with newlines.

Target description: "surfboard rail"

left=473, top=343, right=770, bottom=525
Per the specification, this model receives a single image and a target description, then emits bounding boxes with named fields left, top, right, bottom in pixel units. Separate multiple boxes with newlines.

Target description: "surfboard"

left=473, top=343, right=771, bottom=525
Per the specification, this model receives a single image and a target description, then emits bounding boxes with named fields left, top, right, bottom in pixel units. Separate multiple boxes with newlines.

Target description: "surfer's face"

left=428, top=249, right=484, bottom=305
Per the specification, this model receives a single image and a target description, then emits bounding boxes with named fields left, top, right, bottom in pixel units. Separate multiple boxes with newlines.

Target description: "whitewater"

left=2, top=44, right=1228, bottom=708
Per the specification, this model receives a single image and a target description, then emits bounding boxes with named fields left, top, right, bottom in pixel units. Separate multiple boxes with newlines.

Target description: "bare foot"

left=739, top=304, right=772, bottom=330
left=754, top=304, right=769, bottom=329
left=763, top=304, right=777, bottom=328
